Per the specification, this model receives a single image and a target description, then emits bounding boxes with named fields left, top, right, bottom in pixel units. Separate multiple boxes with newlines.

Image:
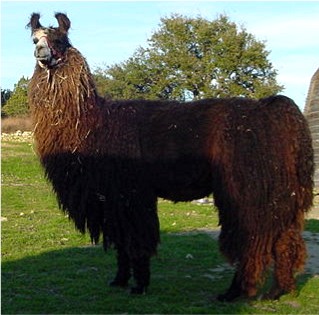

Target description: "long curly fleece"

left=28, top=12, right=314, bottom=300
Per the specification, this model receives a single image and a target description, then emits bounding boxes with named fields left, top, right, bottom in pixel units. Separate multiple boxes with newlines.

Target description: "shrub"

left=1, top=116, right=33, bottom=133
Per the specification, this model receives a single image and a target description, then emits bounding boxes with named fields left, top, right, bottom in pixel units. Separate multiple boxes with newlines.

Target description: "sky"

left=1, top=1, right=318, bottom=110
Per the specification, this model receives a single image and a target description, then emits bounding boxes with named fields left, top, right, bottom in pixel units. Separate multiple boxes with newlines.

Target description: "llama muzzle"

left=34, top=36, right=58, bottom=68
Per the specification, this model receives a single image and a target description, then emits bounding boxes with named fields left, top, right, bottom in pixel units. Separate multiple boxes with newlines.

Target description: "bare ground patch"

left=174, top=227, right=319, bottom=276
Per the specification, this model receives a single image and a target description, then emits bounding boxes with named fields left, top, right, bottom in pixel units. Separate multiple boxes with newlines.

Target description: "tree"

left=94, top=14, right=283, bottom=101
left=2, top=77, right=29, bottom=117
left=1, top=89, right=12, bottom=106
left=1, top=89, right=12, bottom=117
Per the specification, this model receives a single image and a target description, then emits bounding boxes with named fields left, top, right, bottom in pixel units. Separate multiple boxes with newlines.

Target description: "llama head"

left=27, top=12, right=72, bottom=69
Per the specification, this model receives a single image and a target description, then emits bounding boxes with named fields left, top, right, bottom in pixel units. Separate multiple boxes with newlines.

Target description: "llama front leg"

left=108, top=180, right=159, bottom=294
left=109, top=249, right=131, bottom=288
left=130, top=255, right=151, bottom=294
left=109, top=251, right=151, bottom=295
left=126, top=187, right=159, bottom=294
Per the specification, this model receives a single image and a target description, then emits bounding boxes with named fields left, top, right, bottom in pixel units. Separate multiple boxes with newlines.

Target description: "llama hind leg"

left=217, top=258, right=263, bottom=302
left=218, top=234, right=272, bottom=301
left=267, top=226, right=306, bottom=299
left=217, top=271, right=242, bottom=302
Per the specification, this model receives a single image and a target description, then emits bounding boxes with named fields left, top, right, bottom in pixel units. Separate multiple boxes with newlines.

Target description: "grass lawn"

left=2, top=140, right=319, bottom=314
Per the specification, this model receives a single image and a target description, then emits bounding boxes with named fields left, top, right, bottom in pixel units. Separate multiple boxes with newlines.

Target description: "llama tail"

left=267, top=96, right=314, bottom=213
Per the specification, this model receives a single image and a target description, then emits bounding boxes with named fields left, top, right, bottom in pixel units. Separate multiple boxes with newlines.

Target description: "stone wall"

left=304, top=68, right=319, bottom=187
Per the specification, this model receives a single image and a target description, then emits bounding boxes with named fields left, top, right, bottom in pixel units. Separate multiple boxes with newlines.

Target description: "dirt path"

left=307, top=204, right=319, bottom=220
left=303, top=231, right=319, bottom=275
left=189, top=227, right=319, bottom=276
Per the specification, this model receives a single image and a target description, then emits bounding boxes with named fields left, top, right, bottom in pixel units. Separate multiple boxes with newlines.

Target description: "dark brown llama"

left=27, top=12, right=314, bottom=301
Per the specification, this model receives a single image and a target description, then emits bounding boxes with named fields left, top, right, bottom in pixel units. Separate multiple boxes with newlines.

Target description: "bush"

left=1, top=116, right=33, bottom=133
left=1, top=77, right=29, bottom=117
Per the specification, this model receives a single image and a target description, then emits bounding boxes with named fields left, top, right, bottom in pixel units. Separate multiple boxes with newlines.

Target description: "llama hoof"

left=130, top=286, right=147, bottom=295
left=109, top=279, right=129, bottom=288
left=263, top=288, right=285, bottom=300
left=217, top=290, right=241, bottom=302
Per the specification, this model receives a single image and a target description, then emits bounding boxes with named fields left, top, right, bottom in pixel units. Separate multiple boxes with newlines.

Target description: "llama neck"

left=29, top=47, right=102, bottom=155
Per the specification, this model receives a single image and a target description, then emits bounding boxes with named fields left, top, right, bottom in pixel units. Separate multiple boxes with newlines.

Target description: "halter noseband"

left=39, top=35, right=64, bottom=65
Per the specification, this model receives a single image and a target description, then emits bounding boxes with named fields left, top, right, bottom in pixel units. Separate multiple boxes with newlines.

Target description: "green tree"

left=2, top=77, right=29, bottom=117
left=94, top=14, right=283, bottom=101
left=1, top=89, right=12, bottom=106
left=1, top=89, right=12, bottom=117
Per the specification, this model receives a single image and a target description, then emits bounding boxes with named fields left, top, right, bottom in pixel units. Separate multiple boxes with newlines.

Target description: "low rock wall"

left=1, top=130, right=33, bottom=142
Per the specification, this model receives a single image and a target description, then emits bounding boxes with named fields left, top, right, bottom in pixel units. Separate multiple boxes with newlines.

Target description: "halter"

left=39, top=35, right=64, bottom=65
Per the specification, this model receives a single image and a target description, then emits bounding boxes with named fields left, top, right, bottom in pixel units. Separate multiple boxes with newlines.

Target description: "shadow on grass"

left=2, top=231, right=316, bottom=315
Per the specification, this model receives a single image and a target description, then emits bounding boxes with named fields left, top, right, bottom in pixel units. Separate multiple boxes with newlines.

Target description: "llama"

left=27, top=12, right=314, bottom=301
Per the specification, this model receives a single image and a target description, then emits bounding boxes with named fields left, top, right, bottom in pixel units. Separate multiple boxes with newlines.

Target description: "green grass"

left=2, top=141, right=319, bottom=314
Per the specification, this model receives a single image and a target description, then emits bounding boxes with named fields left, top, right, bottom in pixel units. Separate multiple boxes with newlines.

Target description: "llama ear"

left=55, top=13, right=71, bottom=33
left=27, top=13, right=42, bottom=31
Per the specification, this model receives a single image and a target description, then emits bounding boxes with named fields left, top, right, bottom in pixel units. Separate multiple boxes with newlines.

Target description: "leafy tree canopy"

left=2, top=77, right=29, bottom=117
left=94, top=14, right=283, bottom=101
left=1, top=89, right=12, bottom=107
